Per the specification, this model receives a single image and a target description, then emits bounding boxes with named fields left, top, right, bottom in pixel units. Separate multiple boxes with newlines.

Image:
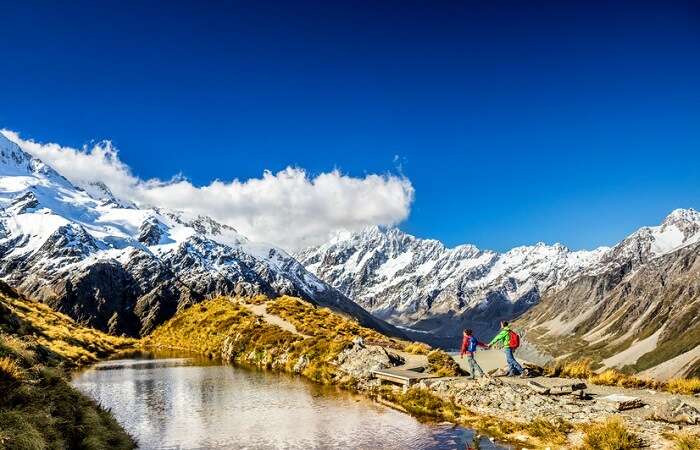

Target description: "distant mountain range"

left=295, top=209, right=700, bottom=378
left=0, top=133, right=398, bottom=338
left=3, top=130, right=698, bottom=379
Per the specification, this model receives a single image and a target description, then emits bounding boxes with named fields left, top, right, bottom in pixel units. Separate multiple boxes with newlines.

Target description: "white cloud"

left=1, top=129, right=414, bottom=250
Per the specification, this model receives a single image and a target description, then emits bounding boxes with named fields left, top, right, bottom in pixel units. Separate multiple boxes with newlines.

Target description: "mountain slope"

left=517, top=240, right=700, bottom=380
left=0, top=133, right=398, bottom=338
left=295, top=210, right=700, bottom=351
left=0, top=280, right=136, bottom=449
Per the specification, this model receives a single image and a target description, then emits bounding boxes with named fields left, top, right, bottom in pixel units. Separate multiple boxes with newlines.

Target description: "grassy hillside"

left=145, top=295, right=414, bottom=384
left=0, top=282, right=136, bottom=450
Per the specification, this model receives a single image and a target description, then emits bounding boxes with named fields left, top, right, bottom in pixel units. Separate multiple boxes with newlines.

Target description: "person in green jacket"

left=488, top=321, right=523, bottom=376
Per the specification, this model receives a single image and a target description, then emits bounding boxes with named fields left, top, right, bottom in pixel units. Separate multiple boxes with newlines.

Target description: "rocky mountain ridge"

left=295, top=208, right=700, bottom=353
left=0, top=132, right=398, bottom=337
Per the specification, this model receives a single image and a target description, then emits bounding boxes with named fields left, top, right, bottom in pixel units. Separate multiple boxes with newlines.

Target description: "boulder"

left=648, top=398, right=700, bottom=425
left=528, top=380, right=550, bottom=394
left=335, top=342, right=404, bottom=379
left=549, top=382, right=587, bottom=395
left=597, top=394, right=645, bottom=411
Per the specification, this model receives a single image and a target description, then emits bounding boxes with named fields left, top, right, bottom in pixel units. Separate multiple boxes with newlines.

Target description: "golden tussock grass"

left=403, top=341, right=431, bottom=354
left=0, top=355, right=25, bottom=382
left=524, top=417, right=573, bottom=445
left=666, top=431, right=700, bottom=450
left=266, top=296, right=400, bottom=347
left=0, top=333, right=136, bottom=450
left=145, top=296, right=368, bottom=385
left=1, top=292, right=135, bottom=366
left=549, top=358, right=700, bottom=395
left=426, top=349, right=465, bottom=376
left=666, top=377, right=700, bottom=395
left=579, top=416, right=643, bottom=450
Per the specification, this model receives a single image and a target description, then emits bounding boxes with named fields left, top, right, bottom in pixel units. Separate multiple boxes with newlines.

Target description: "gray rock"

left=648, top=398, right=700, bottom=425
left=335, top=343, right=403, bottom=379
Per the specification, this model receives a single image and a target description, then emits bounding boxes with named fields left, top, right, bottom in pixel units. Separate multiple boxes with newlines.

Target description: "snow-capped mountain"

left=0, top=133, right=398, bottom=337
left=295, top=209, right=700, bottom=347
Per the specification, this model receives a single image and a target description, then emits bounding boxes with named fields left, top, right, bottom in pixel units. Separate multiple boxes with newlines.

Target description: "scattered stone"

left=648, top=398, right=700, bottom=425
left=293, top=355, right=309, bottom=373
left=597, top=394, right=645, bottom=411
left=527, top=380, right=550, bottom=394
left=549, top=382, right=587, bottom=395
left=522, top=363, right=545, bottom=377
left=336, top=343, right=403, bottom=379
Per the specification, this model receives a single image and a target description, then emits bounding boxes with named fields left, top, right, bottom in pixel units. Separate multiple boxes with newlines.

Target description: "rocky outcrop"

left=648, top=398, right=700, bottom=425
left=335, top=341, right=404, bottom=379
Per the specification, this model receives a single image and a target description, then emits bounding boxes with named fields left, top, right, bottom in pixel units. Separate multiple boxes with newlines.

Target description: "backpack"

left=508, top=330, right=520, bottom=349
left=467, top=336, right=479, bottom=353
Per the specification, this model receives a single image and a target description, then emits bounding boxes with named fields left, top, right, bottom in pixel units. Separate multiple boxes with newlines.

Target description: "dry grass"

left=579, top=417, right=643, bottom=450
left=144, top=298, right=257, bottom=357
left=589, top=369, right=663, bottom=390
left=0, top=285, right=137, bottom=449
left=524, top=417, right=573, bottom=445
left=266, top=296, right=399, bottom=347
left=1, top=291, right=135, bottom=366
left=667, top=431, right=700, bottom=450
left=146, top=296, right=374, bottom=384
left=548, top=358, right=595, bottom=379
left=403, top=341, right=431, bottom=354
left=377, top=386, right=461, bottom=421
left=546, top=358, right=700, bottom=394
left=0, top=355, right=25, bottom=382
left=0, top=333, right=136, bottom=450
left=666, top=377, right=700, bottom=395
left=426, top=349, right=465, bottom=376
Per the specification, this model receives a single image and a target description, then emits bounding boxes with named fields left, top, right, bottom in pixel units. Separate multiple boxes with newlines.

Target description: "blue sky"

left=1, top=1, right=699, bottom=251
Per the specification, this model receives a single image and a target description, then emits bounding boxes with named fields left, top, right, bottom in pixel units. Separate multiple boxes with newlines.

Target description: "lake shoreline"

left=74, top=352, right=498, bottom=449
left=143, top=296, right=700, bottom=449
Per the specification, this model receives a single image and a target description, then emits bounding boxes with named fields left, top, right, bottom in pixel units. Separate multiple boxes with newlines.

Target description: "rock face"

left=0, top=133, right=398, bottom=338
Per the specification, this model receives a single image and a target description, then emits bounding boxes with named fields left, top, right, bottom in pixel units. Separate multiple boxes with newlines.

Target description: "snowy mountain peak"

left=296, top=208, right=700, bottom=344
left=663, top=207, right=700, bottom=224
left=0, top=133, right=68, bottom=185
left=604, top=208, right=700, bottom=265
left=0, top=133, right=394, bottom=338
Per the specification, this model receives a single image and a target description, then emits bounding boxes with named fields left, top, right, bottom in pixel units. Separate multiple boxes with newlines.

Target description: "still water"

left=72, top=355, right=507, bottom=450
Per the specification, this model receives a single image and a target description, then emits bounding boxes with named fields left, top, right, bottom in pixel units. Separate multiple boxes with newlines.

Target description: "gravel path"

left=243, top=303, right=310, bottom=338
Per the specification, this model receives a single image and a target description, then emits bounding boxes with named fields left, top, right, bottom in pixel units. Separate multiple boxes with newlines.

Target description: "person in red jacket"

left=460, top=329, right=488, bottom=379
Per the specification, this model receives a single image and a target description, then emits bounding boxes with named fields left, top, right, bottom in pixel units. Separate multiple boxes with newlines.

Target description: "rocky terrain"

left=296, top=209, right=700, bottom=375
left=0, top=133, right=397, bottom=338
left=148, top=294, right=700, bottom=449
left=517, top=239, right=700, bottom=379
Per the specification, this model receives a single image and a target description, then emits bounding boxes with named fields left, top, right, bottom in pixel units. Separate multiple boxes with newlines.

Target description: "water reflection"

left=72, top=355, right=506, bottom=450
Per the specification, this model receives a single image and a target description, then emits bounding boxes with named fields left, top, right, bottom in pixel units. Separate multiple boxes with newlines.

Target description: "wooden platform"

left=372, top=367, right=438, bottom=388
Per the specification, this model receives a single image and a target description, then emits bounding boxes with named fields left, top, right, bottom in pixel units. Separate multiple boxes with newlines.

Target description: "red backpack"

left=508, top=330, right=520, bottom=349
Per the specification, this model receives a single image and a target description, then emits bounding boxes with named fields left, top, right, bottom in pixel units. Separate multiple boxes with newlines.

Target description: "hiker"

left=460, top=328, right=488, bottom=379
left=488, top=321, right=524, bottom=376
